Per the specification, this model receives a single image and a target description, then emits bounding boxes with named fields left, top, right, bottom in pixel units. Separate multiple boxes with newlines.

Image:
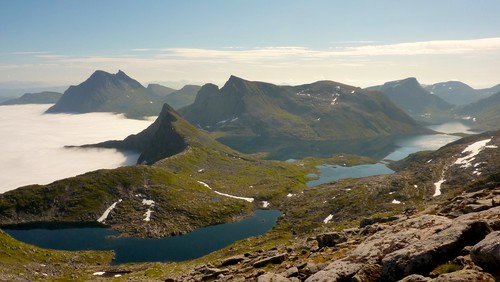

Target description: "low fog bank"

left=0, top=104, right=154, bottom=193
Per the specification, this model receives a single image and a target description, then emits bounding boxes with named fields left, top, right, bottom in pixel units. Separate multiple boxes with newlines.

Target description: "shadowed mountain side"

left=368, top=77, right=454, bottom=123
left=85, top=104, right=188, bottom=165
left=179, top=76, right=429, bottom=141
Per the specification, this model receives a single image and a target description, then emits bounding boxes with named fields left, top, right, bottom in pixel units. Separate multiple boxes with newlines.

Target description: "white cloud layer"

left=0, top=104, right=153, bottom=193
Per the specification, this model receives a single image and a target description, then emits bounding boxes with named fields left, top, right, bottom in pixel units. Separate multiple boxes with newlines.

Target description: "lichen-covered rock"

left=305, top=260, right=362, bottom=282
left=381, top=220, right=490, bottom=281
left=470, top=231, right=500, bottom=272
left=257, top=273, right=293, bottom=282
left=430, top=269, right=495, bottom=281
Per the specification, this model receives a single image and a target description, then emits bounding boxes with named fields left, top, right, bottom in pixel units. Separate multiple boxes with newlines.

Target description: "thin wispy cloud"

left=1, top=38, right=499, bottom=88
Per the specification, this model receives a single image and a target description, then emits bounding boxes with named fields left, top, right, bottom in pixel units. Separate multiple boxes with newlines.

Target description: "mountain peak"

left=384, top=77, right=420, bottom=88
left=45, top=70, right=158, bottom=118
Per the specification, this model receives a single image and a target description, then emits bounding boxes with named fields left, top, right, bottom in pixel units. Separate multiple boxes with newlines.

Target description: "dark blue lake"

left=3, top=209, right=280, bottom=264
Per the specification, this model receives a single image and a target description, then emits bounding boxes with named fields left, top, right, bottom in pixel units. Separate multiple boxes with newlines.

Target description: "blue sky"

left=1, top=0, right=500, bottom=89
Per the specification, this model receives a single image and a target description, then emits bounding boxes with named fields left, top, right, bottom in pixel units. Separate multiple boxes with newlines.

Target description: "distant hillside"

left=0, top=91, right=62, bottom=105
left=162, top=85, right=201, bottom=110
left=455, top=91, right=500, bottom=131
left=179, top=76, right=428, bottom=141
left=146, top=84, right=176, bottom=97
left=368, top=77, right=454, bottom=123
left=146, top=84, right=201, bottom=110
left=46, top=70, right=161, bottom=118
left=425, top=81, right=500, bottom=105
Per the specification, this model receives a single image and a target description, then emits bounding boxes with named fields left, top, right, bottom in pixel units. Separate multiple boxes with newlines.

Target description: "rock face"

left=179, top=76, right=428, bottom=140
left=471, top=231, right=500, bottom=272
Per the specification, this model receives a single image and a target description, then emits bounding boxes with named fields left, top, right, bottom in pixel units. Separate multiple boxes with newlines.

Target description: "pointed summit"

left=46, top=70, right=161, bottom=118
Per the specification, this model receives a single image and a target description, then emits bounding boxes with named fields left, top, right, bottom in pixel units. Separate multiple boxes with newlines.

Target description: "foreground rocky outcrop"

left=161, top=185, right=499, bottom=282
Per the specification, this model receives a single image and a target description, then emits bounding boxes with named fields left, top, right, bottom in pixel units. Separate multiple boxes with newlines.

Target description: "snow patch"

left=323, top=214, right=333, bottom=224
left=142, top=199, right=155, bottom=221
left=414, top=185, right=418, bottom=188
left=454, top=139, right=494, bottom=168
left=391, top=199, right=401, bottom=204
left=331, top=97, right=338, bottom=105
left=198, top=181, right=254, bottom=202
left=142, top=199, right=155, bottom=206
left=262, top=201, right=270, bottom=208
left=93, top=272, right=106, bottom=276
left=389, top=191, right=395, bottom=195
left=433, top=179, right=445, bottom=197
left=212, top=191, right=254, bottom=202
left=287, top=193, right=294, bottom=197
left=97, top=199, right=122, bottom=223
left=197, top=181, right=211, bottom=189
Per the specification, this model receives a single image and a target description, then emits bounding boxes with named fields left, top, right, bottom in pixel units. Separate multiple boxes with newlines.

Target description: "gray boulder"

left=381, top=220, right=490, bottom=281
left=305, top=260, right=362, bottom=282
left=470, top=231, right=500, bottom=272
left=315, top=232, right=347, bottom=248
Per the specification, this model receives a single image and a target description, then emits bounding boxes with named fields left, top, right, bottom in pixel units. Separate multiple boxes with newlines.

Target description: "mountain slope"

left=0, top=103, right=309, bottom=238
left=0, top=91, right=62, bottom=105
left=179, top=76, right=428, bottom=140
left=368, top=77, right=454, bottom=122
left=146, top=83, right=176, bottom=97
left=46, top=70, right=161, bottom=118
left=162, top=85, right=201, bottom=109
left=455, top=91, right=500, bottom=131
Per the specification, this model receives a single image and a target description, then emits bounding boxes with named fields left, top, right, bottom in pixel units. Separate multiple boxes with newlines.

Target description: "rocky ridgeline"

left=164, top=185, right=499, bottom=281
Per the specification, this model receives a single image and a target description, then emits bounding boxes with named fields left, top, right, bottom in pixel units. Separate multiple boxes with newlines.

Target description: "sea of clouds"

left=0, top=104, right=154, bottom=193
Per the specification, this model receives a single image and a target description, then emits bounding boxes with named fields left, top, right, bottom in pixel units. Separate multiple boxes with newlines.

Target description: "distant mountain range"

left=424, top=81, right=500, bottom=105
left=179, top=76, right=428, bottom=141
left=45, top=70, right=200, bottom=118
left=0, top=91, right=62, bottom=105
left=367, top=77, right=454, bottom=123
